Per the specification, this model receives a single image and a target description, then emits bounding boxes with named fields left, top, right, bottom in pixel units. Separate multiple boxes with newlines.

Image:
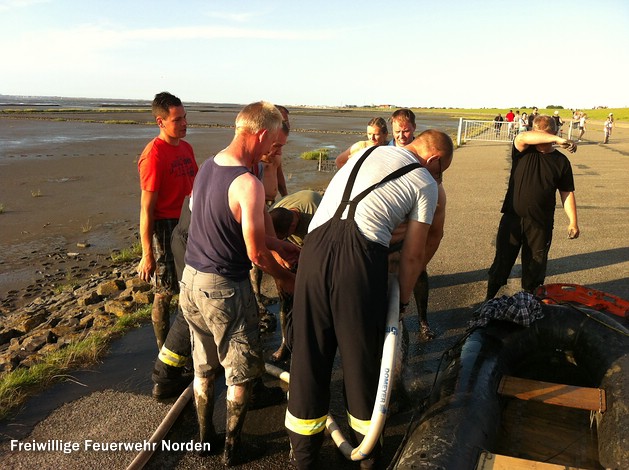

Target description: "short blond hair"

left=235, top=101, right=282, bottom=135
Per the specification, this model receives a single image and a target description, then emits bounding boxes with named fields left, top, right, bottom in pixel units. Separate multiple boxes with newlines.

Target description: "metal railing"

left=317, top=152, right=337, bottom=172
left=457, top=118, right=516, bottom=146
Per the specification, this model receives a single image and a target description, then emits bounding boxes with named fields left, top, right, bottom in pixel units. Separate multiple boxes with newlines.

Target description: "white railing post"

left=457, top=117, right=463, bottom=147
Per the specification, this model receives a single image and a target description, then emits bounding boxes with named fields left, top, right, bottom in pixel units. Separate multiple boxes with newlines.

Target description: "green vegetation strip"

left=111, top=243, right=143, bottom=263
left=0, top=305, right=152, bottom=420
left=301, top=148, right=330, bottom=160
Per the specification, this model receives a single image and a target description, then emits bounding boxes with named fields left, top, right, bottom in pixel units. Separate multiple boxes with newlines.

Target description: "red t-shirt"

left=138, top=137, right=198, bottom=220
left=506, top=112, right=515, bottom=122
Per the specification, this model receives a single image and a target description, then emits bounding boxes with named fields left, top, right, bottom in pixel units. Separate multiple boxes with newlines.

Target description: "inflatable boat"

left=393, top=292, right=629, bottom=469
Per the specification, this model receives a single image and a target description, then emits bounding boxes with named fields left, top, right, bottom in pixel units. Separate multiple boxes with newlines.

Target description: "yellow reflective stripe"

left=285, top=409, right=327, bottom=436
left=158, top=347, right=188, bottom=368
left=347, top=412, right=371, bottom=436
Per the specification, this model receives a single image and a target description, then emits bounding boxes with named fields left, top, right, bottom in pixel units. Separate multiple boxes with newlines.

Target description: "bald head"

left=405, top=129, right=454, bottom=178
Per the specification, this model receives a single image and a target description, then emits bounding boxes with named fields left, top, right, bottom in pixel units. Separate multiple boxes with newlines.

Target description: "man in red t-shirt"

left=137, top=92, right=198, bottom=349
left=506, top=109, right=515, bottom=139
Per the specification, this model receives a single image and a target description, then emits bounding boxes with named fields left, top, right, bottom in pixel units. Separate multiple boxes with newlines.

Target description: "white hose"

left=266, top=274, right=400, bottom=462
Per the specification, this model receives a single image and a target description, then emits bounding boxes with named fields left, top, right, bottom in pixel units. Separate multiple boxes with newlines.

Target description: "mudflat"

left=0, top=105, right=458, bottom=310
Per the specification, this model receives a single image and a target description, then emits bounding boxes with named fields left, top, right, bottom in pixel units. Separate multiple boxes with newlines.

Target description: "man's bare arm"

left=335, top=146, right=352, bottom=169
left=422, top=184, right=447, bottom=270
left=398, top=220, right=430, bottom=304
left=137, top=190, right=158, bottom=282
left=277, top=155, right=288, bottom=197
left=233, top=173, right=295, bottom=293
left=514, top=131, right=577, bottom=153
left=560, top=190, right=580, bottom=239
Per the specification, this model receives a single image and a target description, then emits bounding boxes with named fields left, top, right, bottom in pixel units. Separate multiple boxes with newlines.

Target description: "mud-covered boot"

left=271, top=291, right=293, bottom=361
left=194, top=376, right=223, bottom=457
left=249, top=377, right=285, bottom=410
left=223, top=383, right=265, bottom=466
left=151, top=293, right=172, bottom=350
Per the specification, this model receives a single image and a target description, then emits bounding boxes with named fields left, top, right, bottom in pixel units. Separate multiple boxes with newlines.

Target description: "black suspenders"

left=333, top=146, right=421, bottom=220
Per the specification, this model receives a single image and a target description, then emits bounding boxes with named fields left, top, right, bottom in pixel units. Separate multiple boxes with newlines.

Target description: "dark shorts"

left=152, top=218, right=179, bottom=295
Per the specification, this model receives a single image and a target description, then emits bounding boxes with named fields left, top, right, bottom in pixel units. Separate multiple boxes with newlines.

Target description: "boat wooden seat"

left=497, top=376, right=606, bottom=413
left=476, top=451, right=587, bottom=469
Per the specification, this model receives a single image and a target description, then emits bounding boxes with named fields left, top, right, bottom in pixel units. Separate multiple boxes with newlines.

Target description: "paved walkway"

left=434, top=125, right=629, bottom=304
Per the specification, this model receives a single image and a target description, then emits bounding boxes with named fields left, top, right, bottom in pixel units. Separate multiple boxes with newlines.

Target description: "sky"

left=1, top=0, right=628, bottom=109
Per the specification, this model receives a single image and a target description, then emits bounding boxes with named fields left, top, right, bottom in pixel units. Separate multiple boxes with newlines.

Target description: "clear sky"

left=1, top=0, right=628, bottom=109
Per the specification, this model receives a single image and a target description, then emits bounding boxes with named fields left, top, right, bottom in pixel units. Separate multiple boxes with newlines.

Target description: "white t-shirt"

left=309, top=146, right=438, bottom=247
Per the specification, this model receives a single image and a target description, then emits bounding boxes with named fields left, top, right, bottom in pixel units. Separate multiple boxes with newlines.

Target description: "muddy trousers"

left=152, top=204, right=192, bottom=385
left=487, top=212, right=552, bottom=297
left=152, top=307, right=192, bottom=384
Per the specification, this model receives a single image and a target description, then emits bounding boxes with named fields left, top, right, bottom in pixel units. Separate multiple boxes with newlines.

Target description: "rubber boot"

left=223, top=382, right=264, bottom=466
left=413, top=271, right=435, bottom=340
left=249, top=377, right=285, bottom=410
left=151, top=308, right=193, bottom=399
left=194, top=376, right=223, bottom=456
left=151, top=293, right=171, bottom=350
left=272, top=290, right=293, bottom=361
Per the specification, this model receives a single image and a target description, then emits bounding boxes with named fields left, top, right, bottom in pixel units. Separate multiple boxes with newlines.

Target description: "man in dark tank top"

left=179, top=101, right=297, bottom=466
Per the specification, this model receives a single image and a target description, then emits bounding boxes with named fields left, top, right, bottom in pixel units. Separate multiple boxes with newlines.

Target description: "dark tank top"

left=185, top=158, right=252, bottom=281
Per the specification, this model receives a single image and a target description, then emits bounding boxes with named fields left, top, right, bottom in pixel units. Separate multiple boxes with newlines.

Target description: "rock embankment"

left=0, top=260, right=152, bottom=373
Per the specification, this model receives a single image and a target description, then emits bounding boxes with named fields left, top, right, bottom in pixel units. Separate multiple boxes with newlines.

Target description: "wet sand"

left=0, top=105, right=458, bottom=309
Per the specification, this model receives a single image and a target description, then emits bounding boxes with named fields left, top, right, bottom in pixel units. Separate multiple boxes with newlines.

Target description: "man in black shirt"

left=487, top=115, right=579, bottom=299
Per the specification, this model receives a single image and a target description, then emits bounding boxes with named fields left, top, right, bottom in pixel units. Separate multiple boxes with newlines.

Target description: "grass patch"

left=0, top=203, right=4, bottom=214
left=81, top=218, right=92, bottom=233
left=301, top=148, right=330, bottom=161
left=0, top=305, right=151, bottom=420
left=52, top=272, right=80, bottom=294
left=111, top=243, right=142, bottom=263
left=31, top=189, right=42, bottom=198
left=102, top=119, right=140, bottom=125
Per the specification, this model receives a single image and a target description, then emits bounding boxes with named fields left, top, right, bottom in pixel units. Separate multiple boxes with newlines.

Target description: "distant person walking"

left=518, top=112, right=528, bottom=134
left=603, top=113, right=614, bottom=144
left=137, top=92, right=198, bottom=350
left=494, top=113, right=504, bottom=138
left=572, top=110, right=580, bottom=124
left=506, top=109, right=515, bottom=139
left=578, top=113, right=587, bottom=141
left=527, top=107, right=539, bottom=130
left=486, top=115, right=579, bottom=299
